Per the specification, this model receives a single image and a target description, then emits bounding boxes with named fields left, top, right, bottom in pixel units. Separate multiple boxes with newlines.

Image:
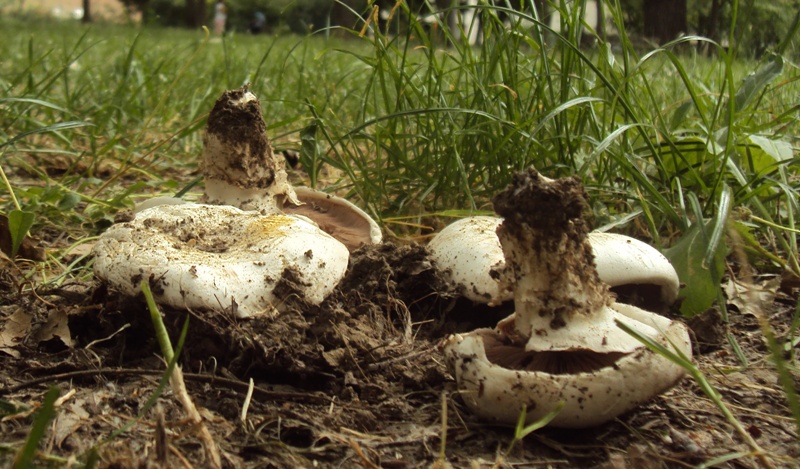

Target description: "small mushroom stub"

left=428, top=217, right=679, bottom=311
left=202, top=86, right=300, bottom=213
left=94, top=203, right=349, bottom=318
left=443, top=169, right=691, bottom=428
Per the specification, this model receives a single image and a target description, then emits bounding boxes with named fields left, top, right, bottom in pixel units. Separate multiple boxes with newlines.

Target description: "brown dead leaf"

left=53, top=400, right=90, bottom=449
left=32, top=309, right=73, bottom=348
left=0, top=307, right=33, bottom=357
left=724, top=279, right=777, bottom=316
left=61, top=242, right=95, bottom=264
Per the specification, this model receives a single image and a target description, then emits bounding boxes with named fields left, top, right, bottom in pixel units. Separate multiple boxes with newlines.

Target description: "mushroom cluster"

left=442, top=170, right=691, bottom=428
left=93, top=87, right=379, bottom=317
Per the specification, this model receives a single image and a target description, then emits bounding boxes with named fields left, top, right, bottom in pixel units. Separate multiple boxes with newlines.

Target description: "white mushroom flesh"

left=94, top=203, right=349, bottom=318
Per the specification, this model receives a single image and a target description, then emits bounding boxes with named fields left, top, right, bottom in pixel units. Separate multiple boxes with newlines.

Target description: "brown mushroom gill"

left=479, top=329, right=629, bottom=374
left=282, top=188, right=378, bottom=252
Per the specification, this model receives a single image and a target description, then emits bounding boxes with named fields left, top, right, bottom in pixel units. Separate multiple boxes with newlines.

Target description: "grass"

left=1, top=0, right=799, bottom=466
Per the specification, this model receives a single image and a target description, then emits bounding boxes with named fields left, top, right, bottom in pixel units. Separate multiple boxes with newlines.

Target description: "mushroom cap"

left=427, top=216, right=508, bottom=304
left=283, top=186, right=382, bottom=252
left=589, top=232, right=679, bottom=305
left=428, top=216, right=679, bottom=309
left=93, top=203, right=349, bottom=318
left=443, top=303, right=691, bottom=428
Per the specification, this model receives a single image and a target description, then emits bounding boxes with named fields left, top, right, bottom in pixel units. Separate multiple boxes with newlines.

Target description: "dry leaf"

left=723, top=279, right=776, bottom=316
left=32, top=309, right=73, bottom=348
left=0, top=307, right=33, bottom=358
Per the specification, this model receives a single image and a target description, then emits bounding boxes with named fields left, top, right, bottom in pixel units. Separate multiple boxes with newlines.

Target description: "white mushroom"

left=427, top=216, right=508, bottom=305
left=443, top=170, right=691, bottom=428
left=428, top=216, right=679, bottom=310
left=94, top=204, right=349, bottom=317
left=201, top=88, right=300, bottom=214
left=94, top=87, right=350, bottom=317
left=589, top=231, right=680, bottom=308
left=130, top=87, right=381, bottom=251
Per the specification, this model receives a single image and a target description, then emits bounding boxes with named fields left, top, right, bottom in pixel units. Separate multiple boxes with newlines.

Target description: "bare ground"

left=1, top=234, right=799, bottom=468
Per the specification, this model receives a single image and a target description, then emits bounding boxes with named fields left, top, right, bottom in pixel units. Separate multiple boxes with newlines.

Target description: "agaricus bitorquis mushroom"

left=443, top=169, right=691, bottom=428
left=93, top=87, right=350, bottom=317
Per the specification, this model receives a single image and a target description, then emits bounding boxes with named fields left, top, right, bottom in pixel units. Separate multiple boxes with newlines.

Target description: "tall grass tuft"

left=307, top=0, right=799, bottom=314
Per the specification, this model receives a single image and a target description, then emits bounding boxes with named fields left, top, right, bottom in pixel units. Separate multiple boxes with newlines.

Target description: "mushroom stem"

left=492, top=170, right=654, bottom=353
left=202, top=86, right=299, bottom=213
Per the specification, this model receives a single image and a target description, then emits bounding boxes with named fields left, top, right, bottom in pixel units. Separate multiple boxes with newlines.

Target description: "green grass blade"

left=13, top=387, right=60, bottom=469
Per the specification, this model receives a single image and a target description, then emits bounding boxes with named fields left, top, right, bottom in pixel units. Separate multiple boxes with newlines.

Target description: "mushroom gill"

left=478, top=329, right=628, bottom=374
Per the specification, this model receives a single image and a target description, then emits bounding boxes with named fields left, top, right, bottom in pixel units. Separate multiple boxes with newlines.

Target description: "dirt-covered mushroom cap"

left=589, top=231, right=679, bottom=307
left=428, top=217, right=679, bottom=311
left=94, top=87, right=351, bottom=317
left=443, top=169, right=691, bottom=428
left=94, top=203, right=349, bottom=318
left=283, top=186, right=382, bottom=252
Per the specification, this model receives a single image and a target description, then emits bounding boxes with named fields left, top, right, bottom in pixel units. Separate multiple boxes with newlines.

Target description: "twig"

left=241, top=378, right=254, bottom=426
left=5, top=366, right=317, bottom=399
left=364, top=346, right=435, bottom=372
left=0, top=367, right=335, bottom=404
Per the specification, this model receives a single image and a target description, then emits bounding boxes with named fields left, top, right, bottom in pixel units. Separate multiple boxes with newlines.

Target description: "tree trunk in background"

left=596, top=0, right=605, bottom=38
left=643, top=0, right=686, bottom=43
left=185, top=0, right=206, bottom=29
left=698, top=0, right=723, bottom=41
left=330, top=0, right=362, bottom=28
left=82, top=0, right=91, bottom=22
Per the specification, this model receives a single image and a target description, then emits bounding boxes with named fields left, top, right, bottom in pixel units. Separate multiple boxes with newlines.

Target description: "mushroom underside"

left=283, top=187, right=382, bottom=252
left=444, top=319, right=689, bottom=428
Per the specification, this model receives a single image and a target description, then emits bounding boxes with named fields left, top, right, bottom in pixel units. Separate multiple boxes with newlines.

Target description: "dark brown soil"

left=1, top=235, right=799, bottom=468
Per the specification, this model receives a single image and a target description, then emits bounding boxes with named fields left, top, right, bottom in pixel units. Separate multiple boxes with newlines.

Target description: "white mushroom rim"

left=443, top=302, right=691, bottom=428
left=93, top=203, right=350, bottom=318
left=442, top=170, right=692, bottom=428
